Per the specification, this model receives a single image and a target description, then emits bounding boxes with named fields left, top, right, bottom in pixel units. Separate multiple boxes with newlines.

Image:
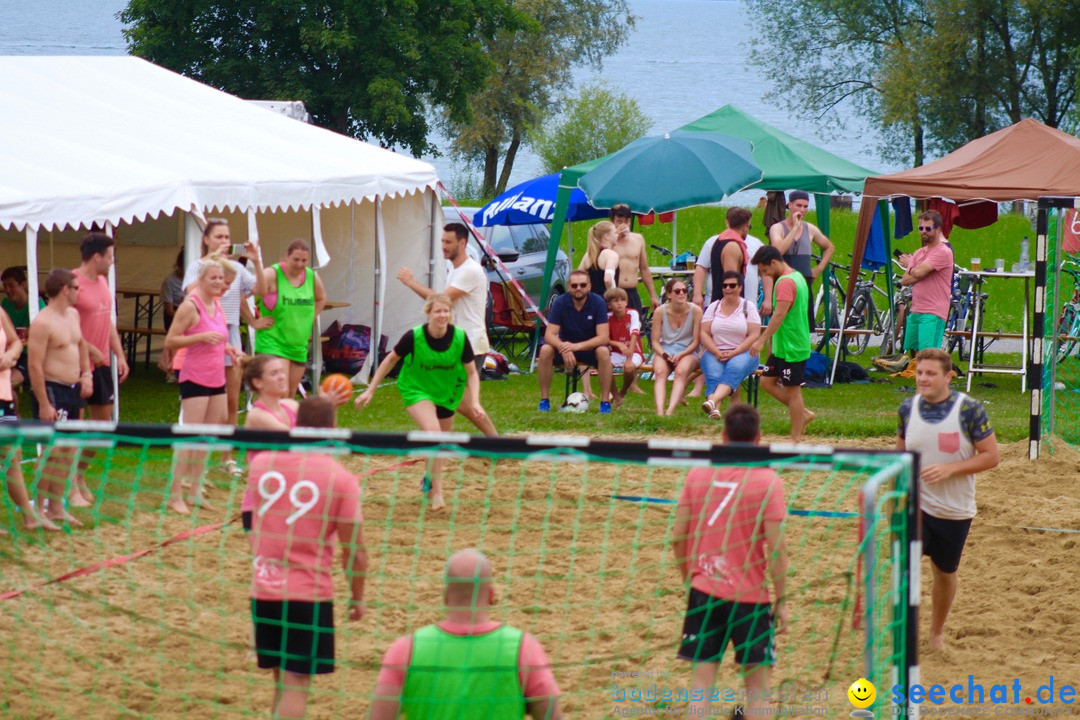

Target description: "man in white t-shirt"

left=690, top=227, right=764, bottom=398
left=693, top=233, right=765, bottom=310
left=399, top=223, right=490, bottom=374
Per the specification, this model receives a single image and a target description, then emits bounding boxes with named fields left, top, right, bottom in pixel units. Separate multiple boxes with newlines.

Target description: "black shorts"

left=922, top=512, right=972, bottom=573
left=31, top=380, right=84, bottom=422
left=624, top=287, right=644, bottom=313
left=677, top=588, right=775, bottom=666
left=179, top=380, right=227, bottom=399
left=251, top=599, right=335, bottom=675
left=436, top=404, right=455, bottom=420
left=762, top=354, right=806, bottom=387
left=242, top=510, right=253, bottom=532
left=13, top=355, right=28, bottom=384
left=0, top=399, right=17, bottom=422
left=87, top=365, right=115, bottom=406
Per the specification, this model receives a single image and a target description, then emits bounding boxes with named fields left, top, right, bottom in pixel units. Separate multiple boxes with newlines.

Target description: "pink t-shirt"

left=376, top=619, right=560, bottom=701
left=72, top=268, right=113, bottom=367
left=703, top=298, right=761, bottom=351
left=247, top=451, right=363, bottom=601
left=677, top=466, right=786, bottom=604
left=910, top=243, right=954, bottom=319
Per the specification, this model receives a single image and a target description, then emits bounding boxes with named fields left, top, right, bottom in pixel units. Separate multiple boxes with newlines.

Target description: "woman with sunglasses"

left=700, top=271, right=761, bottom=420
left=650, top=278, right=702, bottom=416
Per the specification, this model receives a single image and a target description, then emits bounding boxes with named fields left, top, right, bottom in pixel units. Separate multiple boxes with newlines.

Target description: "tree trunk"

left=913, top=121, right=924, bottom=167
left=482, top=147, right=499, bottom=199
left=495, top=131, right=522, bottom=196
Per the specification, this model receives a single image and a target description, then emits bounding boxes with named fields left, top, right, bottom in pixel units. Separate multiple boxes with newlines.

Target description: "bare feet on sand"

left=428, top=493, right=446, bottom=511
left=24, top=513, right=62, bottom=531
left=167, top=498, right=191, bottom=515
left=69, top=490, right=94, bottom=508
left=47, top=511, right=83, bottom=527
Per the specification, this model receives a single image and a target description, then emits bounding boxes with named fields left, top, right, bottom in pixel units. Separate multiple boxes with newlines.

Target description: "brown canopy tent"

left=846, top=118, right=1080, bottom=459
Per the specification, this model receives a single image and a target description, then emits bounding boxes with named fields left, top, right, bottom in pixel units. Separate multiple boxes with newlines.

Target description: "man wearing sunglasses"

left=536, top=270, right=613, bottom=413
left=900, top=210, right=954, bottom=354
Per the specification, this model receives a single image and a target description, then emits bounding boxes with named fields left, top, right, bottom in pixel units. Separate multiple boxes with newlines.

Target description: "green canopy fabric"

left=677, top=105, right=878, bottom=194
left=538, top=106, right=880, bottom=313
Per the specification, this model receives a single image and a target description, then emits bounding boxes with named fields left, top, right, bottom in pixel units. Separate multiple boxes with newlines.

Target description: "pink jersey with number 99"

left=678, top=466, right=786, bottom=604
left=247, top=451, right=362, bottom=601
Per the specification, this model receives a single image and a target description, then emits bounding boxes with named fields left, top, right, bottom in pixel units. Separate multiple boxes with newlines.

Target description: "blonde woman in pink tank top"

left=164, top=256, right=242, bottom=515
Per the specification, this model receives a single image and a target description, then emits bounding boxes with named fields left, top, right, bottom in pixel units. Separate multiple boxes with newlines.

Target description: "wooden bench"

left=117, top=325, right=167, bottom=370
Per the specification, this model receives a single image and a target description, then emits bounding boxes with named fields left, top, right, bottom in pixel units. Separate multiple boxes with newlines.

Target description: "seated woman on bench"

left=700, top=271, right=761, bottom=420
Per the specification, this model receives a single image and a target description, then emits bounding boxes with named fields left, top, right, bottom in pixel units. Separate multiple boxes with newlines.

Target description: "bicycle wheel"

left=813, top=287, right=840, bottom=352
left=944, top=305, right=965, bottom=360
left=1058, top=305, right=1078, bottom=362
left=846, top=292, right=873, bottom=356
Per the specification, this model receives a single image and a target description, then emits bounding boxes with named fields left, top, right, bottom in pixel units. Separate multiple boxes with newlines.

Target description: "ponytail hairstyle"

left=586, top=221, right=616, bottom=268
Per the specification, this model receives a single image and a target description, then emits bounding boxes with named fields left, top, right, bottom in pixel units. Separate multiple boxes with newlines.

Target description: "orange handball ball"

left=319, top=373, right=353, bottom=406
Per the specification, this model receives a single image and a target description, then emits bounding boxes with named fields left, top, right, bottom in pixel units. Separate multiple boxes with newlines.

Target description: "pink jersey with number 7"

left=247, top=451, right=363, bottom=601
left=677, top=466, right=786, bottom=604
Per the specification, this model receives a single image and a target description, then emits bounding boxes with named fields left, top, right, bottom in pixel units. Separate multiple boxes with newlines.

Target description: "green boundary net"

left=0, top=424, right=915, bottom=718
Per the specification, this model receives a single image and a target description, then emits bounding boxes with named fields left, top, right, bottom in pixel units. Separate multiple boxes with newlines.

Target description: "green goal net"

left=0, top=423, right=916, bottom=718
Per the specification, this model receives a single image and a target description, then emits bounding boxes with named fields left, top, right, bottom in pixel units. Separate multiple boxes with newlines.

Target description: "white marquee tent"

left=0, top=55, right=445, bottom=398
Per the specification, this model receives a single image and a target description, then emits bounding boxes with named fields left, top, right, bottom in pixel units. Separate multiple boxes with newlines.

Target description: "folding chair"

left=487, top=281, right=536, bottom=360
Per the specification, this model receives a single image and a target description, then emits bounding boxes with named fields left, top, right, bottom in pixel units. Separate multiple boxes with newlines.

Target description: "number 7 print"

left=707, top=481, right=739, bottom=527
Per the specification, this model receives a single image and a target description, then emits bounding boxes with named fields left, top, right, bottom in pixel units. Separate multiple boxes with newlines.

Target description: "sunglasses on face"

left=918, top=225, right=938, bottom=232
left=669, top=287, right=687, bottom=295
left=569, top=282, right=589, bottom=289
left=722, top=282, right=740, bottom=289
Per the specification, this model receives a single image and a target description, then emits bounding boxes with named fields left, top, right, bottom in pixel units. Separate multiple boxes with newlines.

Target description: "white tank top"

left=905, top=393, right=976, bottom=520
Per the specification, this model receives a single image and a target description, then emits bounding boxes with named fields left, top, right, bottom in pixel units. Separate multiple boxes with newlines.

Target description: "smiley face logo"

left=848, top=678, right=876, bottom=709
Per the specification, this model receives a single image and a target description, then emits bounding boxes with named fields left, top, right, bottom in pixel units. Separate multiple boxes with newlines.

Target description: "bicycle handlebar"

left=650, top=244, right=673, bottom=257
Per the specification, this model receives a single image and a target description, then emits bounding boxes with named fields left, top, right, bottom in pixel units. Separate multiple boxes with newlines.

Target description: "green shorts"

left=904, top=312, right=947, bottom=351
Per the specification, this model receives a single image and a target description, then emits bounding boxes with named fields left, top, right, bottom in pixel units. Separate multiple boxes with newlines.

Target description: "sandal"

left=420, top=475, right=432, bottom=494
left=701, top=399, right=722, bottom=420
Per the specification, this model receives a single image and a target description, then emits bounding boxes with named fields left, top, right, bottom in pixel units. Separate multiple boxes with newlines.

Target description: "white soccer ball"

left=562, top=392, right=590, bottom=413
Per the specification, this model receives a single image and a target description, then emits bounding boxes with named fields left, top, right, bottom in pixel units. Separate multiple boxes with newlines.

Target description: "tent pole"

left=816, top=194, right=833, bottom=369
left=879, top=200, right=897, bottom=354
left=567, top=223, right=573, bottom=265
left=536, top=179, right=575, bottom=372
left=105, top=221, right=119, bottom=423
left=26, top=227, right=39, bottom=323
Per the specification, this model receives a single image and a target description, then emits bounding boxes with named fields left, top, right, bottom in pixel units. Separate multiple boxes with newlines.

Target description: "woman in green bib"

left=356, top=293, right=496, bottom=510
left=255, top=239, right=327, bottom=396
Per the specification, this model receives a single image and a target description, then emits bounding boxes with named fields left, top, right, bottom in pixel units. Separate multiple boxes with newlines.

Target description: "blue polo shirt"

left=549, top=292, right=608, bottom=343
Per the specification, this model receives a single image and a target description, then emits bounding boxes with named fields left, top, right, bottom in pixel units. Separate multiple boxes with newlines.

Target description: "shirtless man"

left=610, top=204, right=661, bottom=315
left=27, top=269, right=93, bottom=527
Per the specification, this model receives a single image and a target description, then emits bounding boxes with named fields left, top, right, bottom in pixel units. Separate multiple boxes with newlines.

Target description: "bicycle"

left=1055, top=260, right=1080, bottom=361
left=943, top=265, right=987, bottom=362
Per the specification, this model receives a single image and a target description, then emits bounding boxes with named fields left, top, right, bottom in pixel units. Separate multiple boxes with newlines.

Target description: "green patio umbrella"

left=577, top=130, right=762, bottom=213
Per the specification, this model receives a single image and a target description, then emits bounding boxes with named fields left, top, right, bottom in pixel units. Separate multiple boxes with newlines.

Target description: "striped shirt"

left=183, top=259, right=256, bottom=326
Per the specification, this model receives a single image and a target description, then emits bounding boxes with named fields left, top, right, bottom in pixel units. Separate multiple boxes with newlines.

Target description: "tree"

left=531, top=84, right=652, bottom=174
left=744, top=0, right=1080, bottom=166
left=440, top=0, right=634, bottom=197
left=120, top=0, right=520, bottom=156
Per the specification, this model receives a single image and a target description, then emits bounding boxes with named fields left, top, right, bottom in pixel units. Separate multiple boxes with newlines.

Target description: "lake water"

left=0, top=0, right=895, bottom=201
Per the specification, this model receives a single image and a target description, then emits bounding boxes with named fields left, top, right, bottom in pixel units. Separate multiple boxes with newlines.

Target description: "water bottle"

left=1020, top=236, right=1030, bottom=272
